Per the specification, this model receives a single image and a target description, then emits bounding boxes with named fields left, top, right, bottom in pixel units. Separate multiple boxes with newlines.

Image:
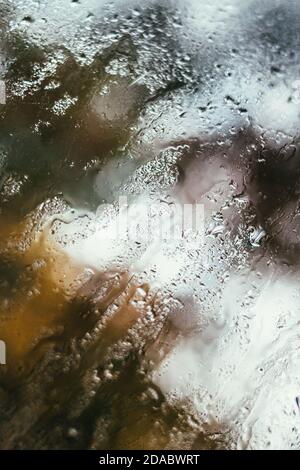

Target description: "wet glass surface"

left=1, top=0, right=300, bottom=450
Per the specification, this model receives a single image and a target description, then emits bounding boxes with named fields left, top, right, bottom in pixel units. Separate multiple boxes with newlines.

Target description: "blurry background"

left=0, top=0, right=300, bottom=450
